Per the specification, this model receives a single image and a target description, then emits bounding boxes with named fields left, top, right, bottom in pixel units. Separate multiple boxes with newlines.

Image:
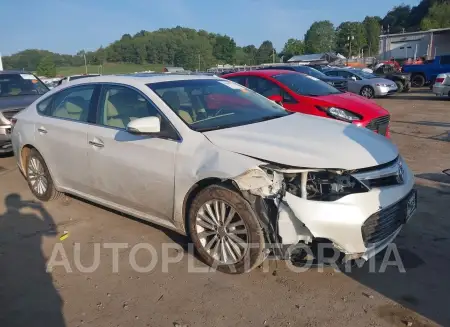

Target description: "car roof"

left=223, top=69, right=295, bottom=78
left=55, top=73, right=220, bottom=87
left=0, top=70, right=34, bottom=75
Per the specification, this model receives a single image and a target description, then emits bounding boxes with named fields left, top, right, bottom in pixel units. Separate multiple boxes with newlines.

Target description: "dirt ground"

left=0, top=89, right=449, bottom=327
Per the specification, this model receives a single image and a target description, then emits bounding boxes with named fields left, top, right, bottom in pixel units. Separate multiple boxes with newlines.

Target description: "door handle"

left=89, top=140, right=104, bottom=148
left=38, top=127, right=47, bottom=134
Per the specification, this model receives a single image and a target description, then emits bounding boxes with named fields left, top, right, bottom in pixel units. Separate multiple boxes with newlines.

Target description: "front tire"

left=395, top=80, right=404, bottom=93
left=188, top=184, right=265, bottom=274
left=411, top=74, right=425, bottom=87
left=26, top=149, right=62, bottom=202
left=360, top=86, right=375, bottom=98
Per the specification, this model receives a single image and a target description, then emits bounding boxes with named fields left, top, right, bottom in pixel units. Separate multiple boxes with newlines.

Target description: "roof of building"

left=380, top=27, right=450, bottom=38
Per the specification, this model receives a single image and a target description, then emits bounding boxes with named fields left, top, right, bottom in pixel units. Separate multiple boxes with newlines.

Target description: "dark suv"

left=0, top=71, right=49, bottom=153
left=373, top=64, right=411, bottom=93
left=258, top=65, right=348, bottom=92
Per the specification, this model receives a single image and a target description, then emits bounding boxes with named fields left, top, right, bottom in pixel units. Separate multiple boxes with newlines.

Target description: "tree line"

left=3, top=0, right=449, bottom=76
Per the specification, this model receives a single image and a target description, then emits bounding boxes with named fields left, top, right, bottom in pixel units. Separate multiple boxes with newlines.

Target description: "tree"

left=336, top=22, right=367, bottom=57
left=243, top=45, right=257, bottom=65
left=282, top=38, right=304, bottom=61
left=304, top=21, right=336, bottom=54
left=256, top=41, right=275, bottom=64
left=363, top=17, right=381, bottom=56
left=212, top=35, right=236, bottom=64
left=420, top=2, right=450, bottom=29
left=36, top=56, right=56, bottom=77
left=382, top=5, right=411, bottom=33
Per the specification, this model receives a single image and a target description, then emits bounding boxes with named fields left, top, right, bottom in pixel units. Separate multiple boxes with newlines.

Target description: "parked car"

left=11, top=74, right=416, bottom=273
left=0, top=70, right=49, bottom=154
left=372, top=63, right=411, bottom=93
left=402, top=55, right=450, bottom=87
left=57, top=74, right=100, bottom=86
left=223, top=70, right=391, bottom=137
left=432, top=73, right=450, bottom=97
left=323, top=68, right=397, bottom=98
left=258, top=65, right=348, bottom=92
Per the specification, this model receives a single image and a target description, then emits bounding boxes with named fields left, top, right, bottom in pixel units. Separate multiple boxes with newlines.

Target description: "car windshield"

left=294, top=66, right=327, bottom=79
left=148, top=79, right=291, bottom=132
left=273, top=73, right=341, bottom=96
left=0, top=73, right=49, bottom=97
left=354, top=70, right=377, bottom=79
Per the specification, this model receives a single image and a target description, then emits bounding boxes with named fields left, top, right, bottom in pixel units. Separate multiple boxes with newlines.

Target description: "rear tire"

left=26, top=149, right=62, bottom=202
left=360, top=86, right=375, bottom=99
left=188, top=184, right=265, bottom=274
left=411, top=74, right=425, bottom=87
left=395, top=81, right=404, bottom=93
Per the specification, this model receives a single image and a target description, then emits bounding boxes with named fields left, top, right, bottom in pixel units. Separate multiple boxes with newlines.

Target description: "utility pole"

left=198, top=54, right=201, bottom=72
left=83, top=52, right=87, bottom=74
left=347, top=35, right=354, bottom=65
left=273, top=49, right=275, bottom=63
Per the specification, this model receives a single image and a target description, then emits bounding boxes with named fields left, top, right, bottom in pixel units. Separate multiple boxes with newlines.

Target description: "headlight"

left=376, top=83, right=390, bottom=87
left=284, top=170, right=369, bottom=201
left=317, top=106, right=361, bottom=122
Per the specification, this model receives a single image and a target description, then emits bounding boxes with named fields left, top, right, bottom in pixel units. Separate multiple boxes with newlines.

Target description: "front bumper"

left=278, top=159, right=415, bottom=261
left=375, top=85, right=398, bottom=96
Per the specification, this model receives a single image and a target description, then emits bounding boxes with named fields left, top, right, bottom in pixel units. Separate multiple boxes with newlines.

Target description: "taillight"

left=10, top=118, right=17, bottom=131
left=435, top=77, right=444, bottom=83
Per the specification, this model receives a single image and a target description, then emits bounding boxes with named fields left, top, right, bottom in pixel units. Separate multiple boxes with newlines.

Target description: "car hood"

left=204, top=114, right=398, bottom=170
left=365, top=77, right=396, bottom=85
left=0, top=94, right=41, bottom=110
left=315, top=92, right=389, bottom=117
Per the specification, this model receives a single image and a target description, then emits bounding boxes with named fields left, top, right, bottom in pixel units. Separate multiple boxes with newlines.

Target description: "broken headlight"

left=284, top=170, right=369, bottom=201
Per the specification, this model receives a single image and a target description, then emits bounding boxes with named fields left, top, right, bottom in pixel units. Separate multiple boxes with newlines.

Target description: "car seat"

left=161, top=91, right=193, bottom=124
left=53, top=96, right=87, bottom=120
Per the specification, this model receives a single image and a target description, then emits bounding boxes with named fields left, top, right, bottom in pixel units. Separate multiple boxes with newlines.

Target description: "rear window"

left=0, top=73, right=49, bottom=97
left=273, top=73, right=341, bottom=96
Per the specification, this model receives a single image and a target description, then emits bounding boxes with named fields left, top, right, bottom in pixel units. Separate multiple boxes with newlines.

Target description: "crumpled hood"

left=204, top=114, right=398, bottom=170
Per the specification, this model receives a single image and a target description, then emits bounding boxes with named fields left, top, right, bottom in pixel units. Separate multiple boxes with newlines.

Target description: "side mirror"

left=268, top=95, right=283, bottom=105
left=443, top=169, right=450, bottom=177
left=350, top=76, right=357, bottom=81
left=126, top=116, right=160, bottom=134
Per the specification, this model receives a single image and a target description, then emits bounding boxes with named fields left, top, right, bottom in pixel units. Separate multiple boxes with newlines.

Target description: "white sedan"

left=10, top=73, right=416, bottom=273
left=432, top=73, right=450, bottom=97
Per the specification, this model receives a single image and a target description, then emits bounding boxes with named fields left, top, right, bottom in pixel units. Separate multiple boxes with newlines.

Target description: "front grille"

left=366, top=115, right=390, bottom=136
left=331, top=80, right=348, bottom=91
left=361, top=190, right=414, bottom=245
left=1, top=109, right=22, bottom=122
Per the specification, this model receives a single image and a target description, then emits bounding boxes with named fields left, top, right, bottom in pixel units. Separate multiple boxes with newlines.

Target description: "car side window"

left=325, top=70, right=338, bottom=77
left=247, top=76, right=282, bottom=98
left=98, top=85, right=163, bottom=130
left=37, top=85, right=96, bottom=122
left=226, top=76, right=246, bottom=86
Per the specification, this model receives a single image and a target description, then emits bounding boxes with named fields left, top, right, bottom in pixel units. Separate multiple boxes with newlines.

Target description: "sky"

left=1, top=0, right=420, bottom=56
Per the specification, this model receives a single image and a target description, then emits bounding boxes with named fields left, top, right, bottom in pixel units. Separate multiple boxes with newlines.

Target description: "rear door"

left=86, top=83, right=178, bottom=221
left=33, top=84, right=100, bottom=193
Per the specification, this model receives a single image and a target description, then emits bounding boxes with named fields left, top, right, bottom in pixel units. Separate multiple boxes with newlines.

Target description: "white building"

left=379, top=27, right=450, bottom=60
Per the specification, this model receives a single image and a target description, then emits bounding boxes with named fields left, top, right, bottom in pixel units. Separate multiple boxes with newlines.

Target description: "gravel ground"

left=0, top=89, right=448, bottom=327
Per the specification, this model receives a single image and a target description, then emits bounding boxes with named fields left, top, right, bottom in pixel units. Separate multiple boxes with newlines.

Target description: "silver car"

left=323, top=68, right=397, bottom=98
left=11, top=74, right=416, bottom=273
left=432, top=73, right=450, bottom=97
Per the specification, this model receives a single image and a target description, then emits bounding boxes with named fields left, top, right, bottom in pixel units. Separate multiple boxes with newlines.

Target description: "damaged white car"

left=11, top=74, right=417, bottom=273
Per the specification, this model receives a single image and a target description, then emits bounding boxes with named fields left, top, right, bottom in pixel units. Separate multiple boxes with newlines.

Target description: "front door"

left=33, top=84, right=98, bottom=193
left=86, top=84, right=178, bottom=222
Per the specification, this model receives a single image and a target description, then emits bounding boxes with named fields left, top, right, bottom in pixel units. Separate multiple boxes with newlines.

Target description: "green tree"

left=304, top=21, right=336, bottom=54
left=336, top=22, right=367, bottom=57
left=363, top=17, right=381, bottom=56
left=212, top=35, right=236, bottom=64
left=282, top=38, right=304, bottom=61
left=256, top=41, right=275, bottom=64
left=420, top=2, right=450, bottom=29
left=36, top=56, right=56, bottom=77
left=243, top=45, right=257, bottom=65
left=382, top=5, right=411, bottom=33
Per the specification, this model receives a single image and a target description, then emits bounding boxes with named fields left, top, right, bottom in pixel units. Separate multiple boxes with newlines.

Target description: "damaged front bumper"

left=233, top=156, right=416, bottom=262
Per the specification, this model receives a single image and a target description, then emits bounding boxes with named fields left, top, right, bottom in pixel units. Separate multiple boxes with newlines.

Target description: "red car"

left=222, top=70, right=391, bottom=138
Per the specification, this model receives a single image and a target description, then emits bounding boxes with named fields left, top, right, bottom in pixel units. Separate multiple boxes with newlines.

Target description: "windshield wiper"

left=197, top=113, right=291, bottom=132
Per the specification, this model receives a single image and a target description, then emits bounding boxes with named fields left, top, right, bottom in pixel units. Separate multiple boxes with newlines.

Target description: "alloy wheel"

left=195, top=199, right=249, bottom=264
left=27, top=157, right=48, bottom=195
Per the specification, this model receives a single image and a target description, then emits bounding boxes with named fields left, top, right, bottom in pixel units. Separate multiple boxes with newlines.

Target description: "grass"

left=55, top=63, right=165, bottom=76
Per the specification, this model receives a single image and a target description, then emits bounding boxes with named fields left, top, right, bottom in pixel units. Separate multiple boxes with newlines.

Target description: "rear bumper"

left=433, top=84, right=450, bottom=96
left=0, top=126, right=12, bottom=153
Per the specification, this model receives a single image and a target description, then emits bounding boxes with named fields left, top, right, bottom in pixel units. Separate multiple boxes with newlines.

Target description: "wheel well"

left=182, top=177, right=236, bottom=233
left=20, top=145, right=35, bottom=172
